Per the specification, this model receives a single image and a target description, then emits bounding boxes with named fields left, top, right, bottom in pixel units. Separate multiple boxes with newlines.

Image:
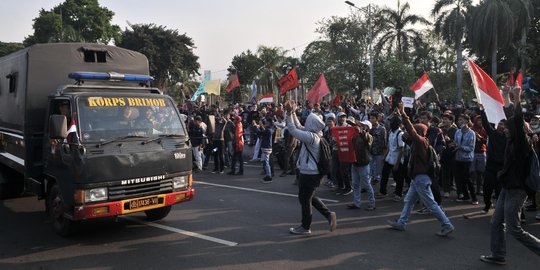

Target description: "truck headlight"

left=172, top=176, right=188, bottom=189
left=84, top=188, right=108, bottom=202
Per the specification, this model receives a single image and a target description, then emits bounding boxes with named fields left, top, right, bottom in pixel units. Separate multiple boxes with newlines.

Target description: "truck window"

left=7, top=72, right=17, bottom=93
left=77, top=96, right=186, bottom=142
left=83, top=50, right=107, bottom=63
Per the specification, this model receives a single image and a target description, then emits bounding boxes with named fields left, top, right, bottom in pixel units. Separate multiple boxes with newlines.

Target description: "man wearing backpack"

left=480, top=86, right=540, bottom=265
left=285, top=100, right=337, bottom=235
left=387, top=103, right=454, bottom=237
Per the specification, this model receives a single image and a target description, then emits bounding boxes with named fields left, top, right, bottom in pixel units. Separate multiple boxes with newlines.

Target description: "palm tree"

left=510, top=0, right=533, bottom=73
left=256, top=45, right=286, bottom=95
left=469, top=0, right=515, bottom=81
left=375, top=2, right=431, bottom=61
left=432, top=0, right=472, bottom=101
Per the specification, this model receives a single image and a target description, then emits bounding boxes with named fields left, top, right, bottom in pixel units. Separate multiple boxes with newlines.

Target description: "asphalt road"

left=1, top=162, right=539, bottom=270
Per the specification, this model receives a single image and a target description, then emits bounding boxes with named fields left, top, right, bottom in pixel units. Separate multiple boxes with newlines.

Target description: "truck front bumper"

left=73, top=188, right=195, bottom=220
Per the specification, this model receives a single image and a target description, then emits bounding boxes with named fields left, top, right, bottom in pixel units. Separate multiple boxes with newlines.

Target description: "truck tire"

left=47, top=184, right=78, bottom=236
left=144, top=206, right=171, bottom=221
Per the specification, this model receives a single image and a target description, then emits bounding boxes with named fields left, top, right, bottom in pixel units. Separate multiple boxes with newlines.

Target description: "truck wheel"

left=47, top=184, right=78, bottom=236
left=144, top=206, right=171, bottom=221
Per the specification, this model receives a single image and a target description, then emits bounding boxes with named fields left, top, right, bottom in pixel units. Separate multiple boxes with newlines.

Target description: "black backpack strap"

left=304, top=133, right=319, bottom=165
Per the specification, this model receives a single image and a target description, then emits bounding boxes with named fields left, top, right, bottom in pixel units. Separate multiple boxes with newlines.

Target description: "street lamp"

left=345, top=1, right=374, bottom=102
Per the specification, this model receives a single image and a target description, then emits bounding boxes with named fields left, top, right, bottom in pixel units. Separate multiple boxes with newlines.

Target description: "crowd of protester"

left=181, top=86, right=540, bottom=264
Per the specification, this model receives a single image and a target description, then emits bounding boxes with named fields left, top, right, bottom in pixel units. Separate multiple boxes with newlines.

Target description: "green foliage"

left=374, top=56, right=415, bottom=90
left=0, top=42, right=24, bottom=57
left=117, top=23, right=200, bottom=91
left=24, top=0, right=121, bottom=46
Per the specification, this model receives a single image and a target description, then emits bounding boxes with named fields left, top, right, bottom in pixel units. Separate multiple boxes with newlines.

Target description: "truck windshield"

left=77, top=96, right=185, bottom=142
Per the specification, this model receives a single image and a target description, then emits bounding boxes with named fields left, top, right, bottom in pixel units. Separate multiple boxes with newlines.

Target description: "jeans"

left=230, top=151, right=244, bottom=173
left=370, top=154, right=384, bottom=182
left=380, top=161, right=405, bottom=196
left=454, top=160, right=477, bottom=201
left=298, top=173, right=332, bottom=229
left=225, top=140, right=234, bottom=166
left=213, top=140, right=225, bottom=172
left=396, top=174, right=452, bottom=229
left=251, top=138, right=261, bottom=160
left=351, top=164, right=375, bottom=207
left=261, top=150, right=272, bottom=177
left=490, top=188, right=540, bottom=258
left=192, top=146, right=202, bottom=171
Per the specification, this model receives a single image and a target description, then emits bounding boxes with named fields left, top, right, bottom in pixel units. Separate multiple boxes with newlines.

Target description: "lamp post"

left=345, top=1, right=374, bottom=102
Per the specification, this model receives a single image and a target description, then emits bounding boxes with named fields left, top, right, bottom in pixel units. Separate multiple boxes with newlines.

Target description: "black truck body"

left=0, top=43, right=194, bottom=235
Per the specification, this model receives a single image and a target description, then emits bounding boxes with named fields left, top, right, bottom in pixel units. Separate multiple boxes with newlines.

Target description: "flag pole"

left=425, top=72, right=440, bottom=103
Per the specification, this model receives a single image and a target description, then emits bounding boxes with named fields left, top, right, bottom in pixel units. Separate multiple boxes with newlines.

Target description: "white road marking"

left=122, top=216, right=238, bottom=247
left=195, top=181, right=340, bottom=203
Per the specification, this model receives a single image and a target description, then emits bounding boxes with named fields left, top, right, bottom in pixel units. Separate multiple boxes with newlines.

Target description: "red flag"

left=226, top=73, right=240, bottom=92
left=409, top=72, right=434, bottom=99
left=306, top=74, right=330, bottom=104
left=467, top=58, right=506, bottom=125
left=506, top=71, right=515, bottom=87
left=515, top=71, right=523, bottom=88
left=258, top=93, right=273, bottom=104
left=278, top=68, right=299, bottom=95
left=331, top=94, right=341, bottom=106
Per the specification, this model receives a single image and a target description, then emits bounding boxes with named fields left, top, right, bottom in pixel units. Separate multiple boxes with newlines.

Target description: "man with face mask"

left=480, top=86, right=540, bottom=265
left=453, top=114, right=478, bottom=205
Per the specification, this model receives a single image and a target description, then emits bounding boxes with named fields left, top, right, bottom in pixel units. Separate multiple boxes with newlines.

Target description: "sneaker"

left=226, top=171, right=235, bottom=175
left=375, top=193, right=387, bottom=199
left=365, top=205, right=376, bottom=211
left=436, top=225, right=454, bottom=237
left=535, top=212, right=540, bottom=220
left=328, top=212, right=337, bottom=232
left=346, top=204, right=361, bottom=210
left=289, top=226, right=311, bottom=235
left=481, top=206, right=490, bottom=214
left=211, top=170, right=218, bottom=174
left=386, top=220, right=405, bottom=231
left=219, top=170, right=225, bottom=174
left=480, top=255, right=506, bottom=265
left=471, top=201, right=479, bottom=205
left=455, top=197, right=470, bottom=202
left=236, top=171, right=244, bottom=175
left=392, top=195, right=402, bottom=202
left=341, top=189, right=353, bottom=196
left=279, top=172, right=288, bottom=177
left=416, top=207, right=431, bottom=215
left=390, top=182, right=397, bottom=187
left=260, top=176, right=273, bottom=183
left=443, top=192, right=450, bottom=198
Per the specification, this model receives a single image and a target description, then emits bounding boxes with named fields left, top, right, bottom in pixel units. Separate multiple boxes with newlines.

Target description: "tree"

left=469, top=0, right=516, bottom=81
left=228, top=50, right=263, bottom=104
left=0, top=42, right=24, bottom=57
left=256, top=45, right=286, bottom=96
left=117, top=23, right=200, bottom=91
left=432, top=0, right=472, bottom=101
left=24, top=0, right=121, bottom=46
left=376, top=2, right=431, bottom=61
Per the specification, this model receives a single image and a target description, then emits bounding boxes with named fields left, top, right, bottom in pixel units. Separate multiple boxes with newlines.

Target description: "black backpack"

left=427, top=145, right=441, bottom=180
left=305, top=133, right=332, bottom=175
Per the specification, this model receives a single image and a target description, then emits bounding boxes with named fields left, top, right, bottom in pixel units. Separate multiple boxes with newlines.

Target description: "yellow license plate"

left=122, top=195, right=164, bottom=214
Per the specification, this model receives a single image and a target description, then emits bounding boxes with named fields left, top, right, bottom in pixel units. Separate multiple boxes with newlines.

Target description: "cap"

left=325, top=112, right=336, bottom=121
left=337, top=112, right=346, bottom=118
left=359, top=120, right=372, bottom=130
left=346, top=116, right=356, bottom=126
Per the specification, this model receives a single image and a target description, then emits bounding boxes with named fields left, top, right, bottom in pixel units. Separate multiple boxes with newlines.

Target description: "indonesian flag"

left=467, top=58, right=506, bottom=125
left=306, top=74, right=330, bottom=104
left=278, top=67, right=299, bottom=95
left=409, top=72, right=433, bottom=99
left=64, top=112, right=79, bottom=144
left=226, top=73, right=240, bottom=92
left=258, top=93, right=273, bottom=104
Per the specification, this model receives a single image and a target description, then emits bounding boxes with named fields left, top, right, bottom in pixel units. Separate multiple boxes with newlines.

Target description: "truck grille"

left=108, top=179, right=173, bottom=201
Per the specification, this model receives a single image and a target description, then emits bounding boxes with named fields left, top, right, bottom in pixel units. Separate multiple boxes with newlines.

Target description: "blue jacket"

left=454, top=128, right=475, bottom=162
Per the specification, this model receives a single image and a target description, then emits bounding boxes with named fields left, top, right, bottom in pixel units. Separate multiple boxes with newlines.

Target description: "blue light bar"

left=68, top=72, right=154, bottom=82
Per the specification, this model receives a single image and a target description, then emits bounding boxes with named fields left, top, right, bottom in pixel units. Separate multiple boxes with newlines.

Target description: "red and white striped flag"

left=64, top=112, right=79, bottom=144
left=467, top=58, right=506, bottom=125
left=409, top=72, right=434, bottom=99
left=258, top=93, right=273, bottom=104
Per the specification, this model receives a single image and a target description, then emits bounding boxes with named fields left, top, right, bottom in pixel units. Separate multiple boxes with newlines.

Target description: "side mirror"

left=49, top=115, right=67, bottom=139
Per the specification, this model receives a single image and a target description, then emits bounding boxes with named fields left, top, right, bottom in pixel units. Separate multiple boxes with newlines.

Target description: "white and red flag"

left=64, top=112, right=79, bottom=144
left=306, top=74, right=330, bottom=104
left=409, top=72, right=434, bottom=99
left=467, top=58, right=506, bottom=125
left=258, top=93, right=273, bottom=104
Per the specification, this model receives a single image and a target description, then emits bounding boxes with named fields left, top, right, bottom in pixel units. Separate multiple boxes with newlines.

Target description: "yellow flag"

left=204, top=80, right=221, bottom=96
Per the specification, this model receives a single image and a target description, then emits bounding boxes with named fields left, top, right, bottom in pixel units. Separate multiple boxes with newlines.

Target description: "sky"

left=0, top=0, right=474, bottom=80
